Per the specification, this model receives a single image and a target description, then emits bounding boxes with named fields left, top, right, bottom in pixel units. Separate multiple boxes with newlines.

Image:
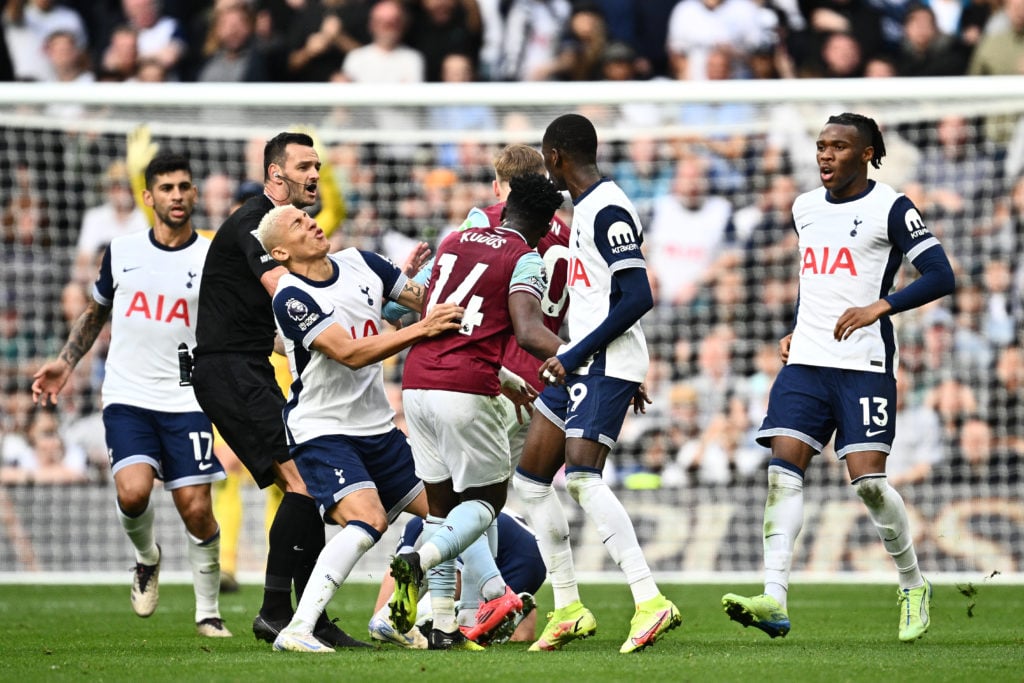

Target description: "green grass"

left=2, top=582, right=1022, bottom=682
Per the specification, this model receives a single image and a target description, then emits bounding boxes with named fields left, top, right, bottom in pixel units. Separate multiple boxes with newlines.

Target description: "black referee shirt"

left=195, top=194, right=280, bottom=356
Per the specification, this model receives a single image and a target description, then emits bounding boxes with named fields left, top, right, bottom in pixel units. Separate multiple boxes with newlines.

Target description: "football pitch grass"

left=3, top=582, right=1022, bottom=682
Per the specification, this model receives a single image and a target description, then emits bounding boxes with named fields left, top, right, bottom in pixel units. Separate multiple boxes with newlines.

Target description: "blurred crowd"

left=2, top=0, right=1024, bottom=86
left=2, top=0, right=1024, bottom=492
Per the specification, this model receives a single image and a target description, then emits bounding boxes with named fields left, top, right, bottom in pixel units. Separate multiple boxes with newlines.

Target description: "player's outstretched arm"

left=556, top=266, right=653, bottom=373
left=32, top=299, right=111, bottom=405
left=310, top=302, right=463, bottom=369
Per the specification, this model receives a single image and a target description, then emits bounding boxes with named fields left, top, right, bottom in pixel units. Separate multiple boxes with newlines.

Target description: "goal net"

left=1, top=78, right=1022, bottom=583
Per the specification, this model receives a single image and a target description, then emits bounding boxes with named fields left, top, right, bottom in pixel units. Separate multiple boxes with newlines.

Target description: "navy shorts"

left=291, top=428, right=423, bottom=523
left=756, top=364, right=897, bottom=458
left=398, top=511, right=546, bottom=596
left=104, top=403, right=225, bottom=489
left=535, top=374, right=639, bottom=448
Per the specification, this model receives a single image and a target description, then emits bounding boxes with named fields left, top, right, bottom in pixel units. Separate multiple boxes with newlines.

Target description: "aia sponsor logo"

left=568, top=256, right=591, bottom=287
left=801, top=246, right=857, bottom=276
left=125, top=292, right=191, bottom=324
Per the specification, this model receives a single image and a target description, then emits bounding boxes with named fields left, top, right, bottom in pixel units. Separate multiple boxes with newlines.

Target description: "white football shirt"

left=562, top=178, right=649, bottom=383
left=788, top=180, right=942, bottom=375
left=93, top=230, right=209, bottom=412
left=272, top=248, right=407, bottom=444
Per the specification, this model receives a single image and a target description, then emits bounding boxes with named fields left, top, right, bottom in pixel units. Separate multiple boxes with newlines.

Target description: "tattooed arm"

left=32, top=299, right=111, bottom=406
left=392, top=277, right=428, bottom=314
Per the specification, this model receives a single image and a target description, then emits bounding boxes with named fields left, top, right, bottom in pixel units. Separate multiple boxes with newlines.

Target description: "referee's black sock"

left=294, top=500, right=326, bottom=601
left=260, top=491, right=316, bottom=621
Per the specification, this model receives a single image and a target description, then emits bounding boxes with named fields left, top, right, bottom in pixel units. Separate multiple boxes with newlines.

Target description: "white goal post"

left=0, top=77, right=1021, bottom=584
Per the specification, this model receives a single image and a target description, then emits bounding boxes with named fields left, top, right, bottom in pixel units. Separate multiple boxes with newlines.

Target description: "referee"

left=192, top=131, right=368, bottom=649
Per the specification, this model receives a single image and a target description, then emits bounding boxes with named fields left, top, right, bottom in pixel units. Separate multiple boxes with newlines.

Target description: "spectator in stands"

left=600, top=39, right=638, bottom=81
left=632, top=0, right=677, bottom=78
left=200, top=172, right=236, bottom=231
left=0, top=404, right=88, bottom=485
left=1, top=162, right=60, bottom=361
left=23, top=0, right=87, bottom=48
left=952, top=278, right=996, bottom=370
left=666, top=0, right=773, bottom=81
left=912, top=114, right=1000, bottom=225
left=406, top=0, right=483, bottom=83
left=285, top=0, right=370, bottom=82
left=491, top=0, right=571, bottom=81
left=863, top=54, right=897, bottom=78
left=813, top=31, right=864, bottom=78
left=934, top=416, right=1021, bottom=486
left=646, top=154, right=736, bottom=308
left=980, top=344, right=1024, bottom=456
left=802, top=0, right=888, bottom=67
left=99, top=24, right=139, bottom=81
left=968, top=0, right=1024, bottom=75
left=427, top=53, right=497, bottom=167
left=117, top=0, right=187, bottom=79
left=683, top=324, right=742, bottom=428
left=196, top=1, right=270, bottom=82
left=0, top=378, right=34, bottom=471
left=74, top=160, right=149, bottom=285
left=924, top=372, right=979, bottom=453
left=739, top=339, right=782, bottom=433
left=675, top=399, right=760, bottom=486
left=956, top=0, right=1000, bottom=50
left=338, top=0, right=423, bottom=83
left=675, top=45, right=757, bottom=198
left=2, top=0, right=88, bottom=81
left=897, top=3, right=970, bottom=76
left=979, top=255, right=1017, bottom=347
left=134, top=55, right=167, bottom=81
left=41, top=29, right=93, bottom=117
left=550, top=3, right=608, bottom=81
left=611, top=136, right=672, bottom=224
left=888, top=367, right=944, bottom=487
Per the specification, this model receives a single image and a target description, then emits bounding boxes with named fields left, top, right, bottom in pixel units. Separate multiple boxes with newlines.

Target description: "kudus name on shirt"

left=459, top=231, right=506, bottom=249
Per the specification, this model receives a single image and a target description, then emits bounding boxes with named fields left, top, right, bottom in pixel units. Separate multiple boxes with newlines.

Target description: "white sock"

left=290, top=523, right=378, bottom=632
left=513, top=472, right=579, bottom=609
left=419, top=500, right=494, bottom=571
left=565, top=470, right=659, bottom=605
left=763, top=463, right=804, bottom=608
left=853, top=475, right=924, bottom=590
left=187, top=529, right=221, bottom=622
left=117, top=499, right=159, bottom=565
left=429, top=560, right=458, bottom=633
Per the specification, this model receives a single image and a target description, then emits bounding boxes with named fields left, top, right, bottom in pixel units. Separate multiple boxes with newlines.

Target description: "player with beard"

left=33, top=153, right=231, bottom=637
left=190, top=132, right=368, bottom=648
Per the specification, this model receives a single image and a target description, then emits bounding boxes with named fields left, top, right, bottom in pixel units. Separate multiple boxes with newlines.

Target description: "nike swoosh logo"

left=123, top=266, right=141, bottom=272
left=293, top=545, right=304, bottom=552
left=199, top=569, right=217, bottom=574
left=198, top=462, right=212, bottom=471
left=564, top=415, right=578, bottom=426
left=865, top=429, right=886, bottom=437
left=799, top=223, right=812, bottom=230
left=631, top=611, right=668, bottom=645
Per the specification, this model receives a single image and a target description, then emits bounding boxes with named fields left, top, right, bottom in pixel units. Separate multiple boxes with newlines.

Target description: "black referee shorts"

left=192, top=352, right=291, bottom=489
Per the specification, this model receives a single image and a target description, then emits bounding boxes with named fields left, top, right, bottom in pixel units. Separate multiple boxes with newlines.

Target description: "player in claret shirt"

left=389, top=173, right=567, bottom=651
left=722, top=112, right=955, bottom=643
